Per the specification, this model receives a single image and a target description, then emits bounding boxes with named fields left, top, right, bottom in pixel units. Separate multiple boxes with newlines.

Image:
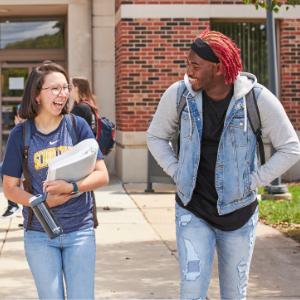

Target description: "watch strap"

left=70, top=182, right=78, bottom=195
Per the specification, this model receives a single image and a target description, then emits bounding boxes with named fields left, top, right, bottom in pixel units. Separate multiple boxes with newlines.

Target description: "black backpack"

left=177, top=88, right=265, bottom=165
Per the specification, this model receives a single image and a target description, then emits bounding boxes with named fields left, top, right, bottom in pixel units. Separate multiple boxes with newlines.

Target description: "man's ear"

left=215, top=63, right=222, bottom=76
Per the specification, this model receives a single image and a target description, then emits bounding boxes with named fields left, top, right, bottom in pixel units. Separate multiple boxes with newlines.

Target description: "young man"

left=147, top=28, right=300, bottom=299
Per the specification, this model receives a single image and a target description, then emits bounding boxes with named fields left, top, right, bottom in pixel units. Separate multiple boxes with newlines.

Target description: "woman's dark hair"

left=71, top=75, right=98, bottom=113
left=19, top=61, right=70, bottom=119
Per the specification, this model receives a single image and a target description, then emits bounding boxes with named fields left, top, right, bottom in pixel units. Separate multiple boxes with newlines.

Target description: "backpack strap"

left=80, top=101, right=100, bottom=118
left=245, top=89, right=265, bottom=165
left=177, top=89, right=187, bottom=120
left=64, top=113, right=99, bottom=228
left=91, top=191, right=99, bottom=228
left=80, top=101, right=100, bottom=140
left=176, top=88, right=187, bottom=158
left=22, top=120, right=34, bottom=231
left=64, top=114, right=79, bottom=145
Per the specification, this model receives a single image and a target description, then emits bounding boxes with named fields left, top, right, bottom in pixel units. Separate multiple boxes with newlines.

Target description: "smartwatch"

left=70, top=182, right=78, bottom=195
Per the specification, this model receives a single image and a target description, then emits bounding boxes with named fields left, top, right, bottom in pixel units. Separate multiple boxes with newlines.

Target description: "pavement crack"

left=0, top=218, right=12, bottom=257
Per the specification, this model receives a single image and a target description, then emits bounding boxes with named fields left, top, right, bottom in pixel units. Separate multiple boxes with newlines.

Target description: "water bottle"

left=29, top=194, right=63, bottom=239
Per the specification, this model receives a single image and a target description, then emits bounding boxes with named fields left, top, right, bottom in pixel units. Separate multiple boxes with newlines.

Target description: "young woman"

left=70, top=75, right=98, bottom=137
left=2, top=61, right=109, bottom=299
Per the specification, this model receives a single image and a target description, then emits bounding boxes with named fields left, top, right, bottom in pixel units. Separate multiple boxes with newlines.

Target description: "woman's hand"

left=46, top=193, right=73, bottom=208
left=43, top=180, right=73, bottom=195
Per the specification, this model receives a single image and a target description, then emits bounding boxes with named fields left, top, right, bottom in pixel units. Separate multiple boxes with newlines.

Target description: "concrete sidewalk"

left=0, top=175, right=299, bottom=299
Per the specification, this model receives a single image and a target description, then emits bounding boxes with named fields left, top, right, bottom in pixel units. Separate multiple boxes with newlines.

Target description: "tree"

left=242, top=0, right=300, bottom=12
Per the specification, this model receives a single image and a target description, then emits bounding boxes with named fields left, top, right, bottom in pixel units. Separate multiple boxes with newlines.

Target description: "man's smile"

left=189, top=77, right=198, bottom=84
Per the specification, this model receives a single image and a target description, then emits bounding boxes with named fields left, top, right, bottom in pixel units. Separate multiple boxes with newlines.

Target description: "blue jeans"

left=24, top=227, right=96, bottom=299
left=176, top=204, right=259, bottom=299
left=0, top=161, right=18, bottom=207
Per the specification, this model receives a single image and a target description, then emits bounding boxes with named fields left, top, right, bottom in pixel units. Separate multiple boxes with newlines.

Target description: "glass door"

left=0, top=63, right=38, bottom=160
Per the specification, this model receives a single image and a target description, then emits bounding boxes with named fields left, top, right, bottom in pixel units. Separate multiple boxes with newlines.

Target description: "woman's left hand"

left=43, top=180, right=73, bottom=195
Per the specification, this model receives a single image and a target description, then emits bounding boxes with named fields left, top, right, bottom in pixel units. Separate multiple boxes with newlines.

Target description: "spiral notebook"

left=47, top=138, right=99, bottom=196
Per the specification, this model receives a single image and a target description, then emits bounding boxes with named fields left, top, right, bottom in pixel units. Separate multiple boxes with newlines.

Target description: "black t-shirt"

left=176, top=87, right=258, bottom=231
left=71, top=101, right=97, bottom=138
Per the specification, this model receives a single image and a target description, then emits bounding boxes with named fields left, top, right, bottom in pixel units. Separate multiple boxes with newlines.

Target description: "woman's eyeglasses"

left=41, top=84, right=72, bottom=96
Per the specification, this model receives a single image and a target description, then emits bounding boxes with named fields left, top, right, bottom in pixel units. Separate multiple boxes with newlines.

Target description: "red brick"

left=281, top=18, right=300, bottom=129
left=116, top=14, right=299, bottom=131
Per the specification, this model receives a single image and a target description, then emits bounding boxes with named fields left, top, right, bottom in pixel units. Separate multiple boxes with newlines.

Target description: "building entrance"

left=0, top=15, right=67, bottom=161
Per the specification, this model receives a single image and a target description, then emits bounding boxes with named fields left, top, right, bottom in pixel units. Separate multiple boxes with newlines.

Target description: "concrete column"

left=92, top=0, right=115, bottom=173
left=68, top=1, right=92, bottom=83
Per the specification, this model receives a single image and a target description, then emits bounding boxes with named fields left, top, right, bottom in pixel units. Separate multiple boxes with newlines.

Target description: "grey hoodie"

left=147, top=72, right=300, bottom=190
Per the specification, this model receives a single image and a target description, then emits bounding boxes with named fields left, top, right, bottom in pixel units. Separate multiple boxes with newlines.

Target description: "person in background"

left=70, top=75, right=98, bottom=137
left=2, top=61, right=109, bottom=299
left=1, top=106, right=23, bottom=218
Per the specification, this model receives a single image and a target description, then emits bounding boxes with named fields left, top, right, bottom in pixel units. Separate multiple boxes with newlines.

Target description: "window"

left=1, top=67, right=28, bottom=97
left=211, top=22, right=268, bottom=87
left=0, top=18, right=64, bottom=49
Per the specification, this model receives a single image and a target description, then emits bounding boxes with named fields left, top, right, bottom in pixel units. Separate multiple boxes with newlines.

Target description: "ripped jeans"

left=176, top=203, right=259, bottom=300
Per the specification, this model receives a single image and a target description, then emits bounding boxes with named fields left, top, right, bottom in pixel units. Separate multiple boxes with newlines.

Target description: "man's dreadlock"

left=199, top=28, right=243, bottom=84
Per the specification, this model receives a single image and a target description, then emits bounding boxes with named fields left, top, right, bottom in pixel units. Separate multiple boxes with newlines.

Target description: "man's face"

left=186, top=49, right=216, bottom=91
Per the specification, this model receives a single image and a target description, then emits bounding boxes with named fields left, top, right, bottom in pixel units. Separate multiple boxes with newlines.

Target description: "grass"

left=258, top=185, right=300, bottom=243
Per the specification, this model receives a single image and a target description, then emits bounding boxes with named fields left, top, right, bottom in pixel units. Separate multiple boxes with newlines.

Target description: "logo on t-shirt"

left=34, top=146, right=72, bottom=170
left=49, top=140, right=59, bottom=145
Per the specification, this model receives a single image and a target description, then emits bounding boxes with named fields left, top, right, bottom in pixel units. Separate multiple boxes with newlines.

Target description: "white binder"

left=47, top=138, right=99, bottom=196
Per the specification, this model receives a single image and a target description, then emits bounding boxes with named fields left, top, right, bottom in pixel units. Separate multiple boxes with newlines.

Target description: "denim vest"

left=175, top=81, right=263, bottom=215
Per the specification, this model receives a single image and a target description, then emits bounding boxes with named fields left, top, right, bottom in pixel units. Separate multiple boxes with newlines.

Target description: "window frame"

left=0, top=17, right=66, bottom=51
left=210, top=18, right=281, bottom=96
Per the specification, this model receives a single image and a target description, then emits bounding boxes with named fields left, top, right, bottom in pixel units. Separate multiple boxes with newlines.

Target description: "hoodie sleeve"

left=250, top=88, right=300, bottom=189
left=147, top=81, right=180, bottom=180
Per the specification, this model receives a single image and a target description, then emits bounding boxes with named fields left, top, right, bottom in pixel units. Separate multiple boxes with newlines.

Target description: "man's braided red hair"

left=199, top=28, right=243, bottom=84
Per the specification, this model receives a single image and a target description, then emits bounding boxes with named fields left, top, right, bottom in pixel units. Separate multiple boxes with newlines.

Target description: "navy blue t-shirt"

left=2, top=114, right=103, bottom=233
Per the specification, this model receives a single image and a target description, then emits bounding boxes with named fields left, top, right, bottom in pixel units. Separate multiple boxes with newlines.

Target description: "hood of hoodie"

left=234, top=72, right=257, bottom=100
left=184, top=71, right=257, bottom=101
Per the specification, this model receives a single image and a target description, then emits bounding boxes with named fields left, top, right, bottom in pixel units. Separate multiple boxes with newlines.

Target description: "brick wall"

left=115, top=0, right=245, bottom=12
left=115, top=0, right=300, bottom=131
left=115, top=18, right=209, bottom=131
left=280, top=19, right=300, bottom=130
left=115, top=1, right=208, bottom=12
